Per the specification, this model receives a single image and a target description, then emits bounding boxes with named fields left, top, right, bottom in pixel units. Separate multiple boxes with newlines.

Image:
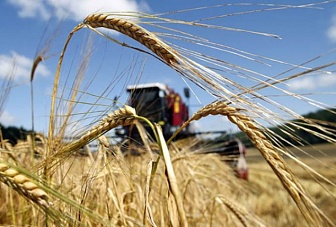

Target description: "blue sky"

left=0, top=0, right=336, bottom=135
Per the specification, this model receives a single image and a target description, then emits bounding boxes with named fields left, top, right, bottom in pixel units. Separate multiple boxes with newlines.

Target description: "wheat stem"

left=154, top=124, right=188, bottom=227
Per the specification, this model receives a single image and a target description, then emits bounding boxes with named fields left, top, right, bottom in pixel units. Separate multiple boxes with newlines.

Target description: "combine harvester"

left=116, top=82, right=248, bottom=179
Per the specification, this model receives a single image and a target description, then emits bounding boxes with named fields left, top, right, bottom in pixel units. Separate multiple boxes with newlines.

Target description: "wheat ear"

left=38, top=105, right=137, bottom=174
left=62, top=105, right=137, bottom=154
left=169, top=100, right=333, bottom=226
left=215, top=196, right=266, bottom=227
left=0, top=160, right=51, bottom=208
left=82, top=14, right=178, bottom=65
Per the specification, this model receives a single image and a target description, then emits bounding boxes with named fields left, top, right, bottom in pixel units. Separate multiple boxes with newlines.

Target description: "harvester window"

left=129, top=88, right=164, bottom=123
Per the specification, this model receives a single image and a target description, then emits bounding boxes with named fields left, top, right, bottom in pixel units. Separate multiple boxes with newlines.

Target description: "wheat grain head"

left=83, top=14, right=178, bottom=65
left=0, top=160, right=51, bottom=209
left=41, top=105, right=137, bottom=173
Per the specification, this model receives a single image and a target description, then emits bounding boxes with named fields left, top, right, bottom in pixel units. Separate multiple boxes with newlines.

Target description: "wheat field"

left=1, top=3, right=336, bottom=227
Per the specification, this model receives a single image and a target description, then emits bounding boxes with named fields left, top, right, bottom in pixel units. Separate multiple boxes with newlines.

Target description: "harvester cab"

left=116, top=83, right=190, bottom=140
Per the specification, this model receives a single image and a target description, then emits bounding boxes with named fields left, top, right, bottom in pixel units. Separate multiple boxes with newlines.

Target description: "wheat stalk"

left=154, top=124, right=188, bottom=227
left=169, top=100, right=334, bottom=226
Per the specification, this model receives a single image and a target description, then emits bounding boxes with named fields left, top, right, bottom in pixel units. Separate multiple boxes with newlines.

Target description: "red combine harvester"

left=124, top=83, right=190, bottom=139
left=117, top=83, right=248, bottom=179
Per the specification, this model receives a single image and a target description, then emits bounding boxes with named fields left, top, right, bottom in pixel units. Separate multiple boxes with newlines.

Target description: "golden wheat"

left=47, top=105, right=137, bottom=165
left=169, top=100, right=334, bottom=226
left=12, top=4, right=333, bottom=226
left=83, top=14, right=178, bottom=65
left=77, top=13, right=334, bottom=225
left=80, top=105, right=136, bottom=141
left=0, top=160, right=50, bottom=209
left=216, top=195, right=266, bottom=227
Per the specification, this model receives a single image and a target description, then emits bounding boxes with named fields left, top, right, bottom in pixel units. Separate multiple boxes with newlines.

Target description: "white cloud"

left=0, top=51, right=51, bottom=81
left=327, top=15, right=336, bottom=42
left=287, top=73, right=336, bottom=91
left=7, top=0, right=51, bottom=20
left=7, top=0, right=150, bottom=21
left=0, top=111, right=16, bottom=125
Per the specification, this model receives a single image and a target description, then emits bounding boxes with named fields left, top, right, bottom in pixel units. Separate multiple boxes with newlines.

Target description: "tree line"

left=0, top=123, right=33, bottom=145
left=220, top=107, right=336, bottom=147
